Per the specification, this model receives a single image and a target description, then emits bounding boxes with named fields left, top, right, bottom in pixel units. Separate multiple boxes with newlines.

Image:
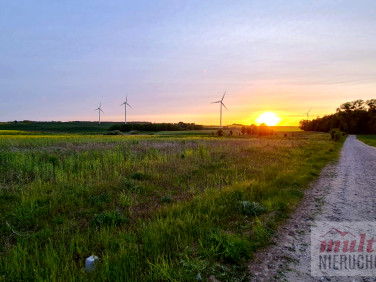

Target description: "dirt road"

left=248, top=135, right=376, bottom=281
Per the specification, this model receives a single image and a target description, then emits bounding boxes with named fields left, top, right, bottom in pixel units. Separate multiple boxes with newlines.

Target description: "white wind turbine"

left=95, top=102, right=104, bottom=124
left=212, top=91, right=228, bottom=128
left=121, top=96, right=132, bottom=124
left=303, top=108, right=312, bottom=121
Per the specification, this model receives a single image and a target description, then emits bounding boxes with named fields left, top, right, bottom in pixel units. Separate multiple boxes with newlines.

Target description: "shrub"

left=329, top=128, right=343, bottom=141
left=329, top=129, right=336, bottom=139
left=258, top=123, right=272, bottom=136
left=130, top=172, right=149, bottom=181
left=334, top=131, right=342, bottom=141
left=160, top=195, right=174, bottom=204
left=238, top=201, right=266, bottom=216
left=105, top=130, right=123, bottom=135
left=89, top=193, right=111, bottom=207
left=121, top=179, right=143, bottom=194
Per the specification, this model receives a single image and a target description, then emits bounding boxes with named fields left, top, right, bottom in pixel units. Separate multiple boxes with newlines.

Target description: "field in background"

left=357, top=135, right=376, bottom=147
left=0, top=131, right=340, bottom=280
left=270, top=126, right=301, bottom=132
left=0, top=121, right=300, bottom=135
left=157, top=126, right=301, bottom=137
left=0, top=122, right=119, bottom=134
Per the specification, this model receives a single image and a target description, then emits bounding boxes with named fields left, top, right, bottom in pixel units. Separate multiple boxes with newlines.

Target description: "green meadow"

left=0, top=121, right=300, bottom=135
left=0, top=130, right=341, bottom=281
left=357, top=135, right=376, bottom=147
left=0, top=122, right=120, bottom=135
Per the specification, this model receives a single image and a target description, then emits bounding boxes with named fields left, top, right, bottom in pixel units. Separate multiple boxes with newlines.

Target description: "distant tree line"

left=299, top=99, right=376, bottom=134
left=240, top=123, right=274, bottom=136
left=109, top=122, right=204, bottom=132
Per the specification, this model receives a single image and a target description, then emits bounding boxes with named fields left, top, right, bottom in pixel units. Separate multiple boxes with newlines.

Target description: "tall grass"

left=357, top=134, right=376, bottom=147
left=0, top=132, right=342, bottom=280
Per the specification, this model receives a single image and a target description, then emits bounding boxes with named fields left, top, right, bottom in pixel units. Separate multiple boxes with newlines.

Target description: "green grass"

left=0, top=122, right=300, bottom=136
left=155, top=127, right=300, bottom=136
left=357, top=134, right=376, bottom=147
left=0, top=121, right=119, bottom=134
left=0, top=131, right=343, bottom=281
left=155, top=130, right=214, bottom=136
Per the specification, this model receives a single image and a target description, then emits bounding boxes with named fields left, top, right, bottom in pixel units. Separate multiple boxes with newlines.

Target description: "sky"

left=1, top=0, right=376, bottom=126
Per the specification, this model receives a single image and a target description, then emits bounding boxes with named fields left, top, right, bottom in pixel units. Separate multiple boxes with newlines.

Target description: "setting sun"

left=256, top=112, right=281, bottom=126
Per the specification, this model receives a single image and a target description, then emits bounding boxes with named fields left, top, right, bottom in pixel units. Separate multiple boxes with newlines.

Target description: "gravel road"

left=248, top=135, right=376, bottom=281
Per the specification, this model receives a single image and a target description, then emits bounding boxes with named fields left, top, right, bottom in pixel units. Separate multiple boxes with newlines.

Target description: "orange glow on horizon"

left=255, top=112, right=281, bottom=126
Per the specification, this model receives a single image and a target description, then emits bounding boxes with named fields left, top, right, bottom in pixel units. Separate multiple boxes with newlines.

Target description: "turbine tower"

left=212, top=91, right=228, bottom=128
left=95, top=102, right=104, bottom=124
left=303, top=108, right=312, bottom=121
left=121, top=96, right=132, bottom=124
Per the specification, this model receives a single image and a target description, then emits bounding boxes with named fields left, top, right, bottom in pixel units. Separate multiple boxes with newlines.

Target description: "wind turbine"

left=95, top=102, right=104, bottom=124
left=303, top=108, right=312, bottom=120
left=121, top=96, right=132, bottom=124
left=212, top=91, right=228, bottom=128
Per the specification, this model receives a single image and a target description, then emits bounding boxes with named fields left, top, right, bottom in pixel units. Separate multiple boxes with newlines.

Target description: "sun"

left=256, top=112, right=281, bottom=126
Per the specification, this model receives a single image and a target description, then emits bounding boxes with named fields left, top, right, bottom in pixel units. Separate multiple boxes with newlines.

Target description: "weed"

left=121, top=179, right=143, bottom=194
left=89, top=193, right=111, bottom=207
left=160, top=195, right=174, bottom=204
left=91, top=210, right=127, bottom=227
left=200, top=230, right=251, bottom=263
left=238, top=201, right=266, bottom=216
left=119, top=192, right=133, bottom=208
left=130, top=172, right=149, bottom=181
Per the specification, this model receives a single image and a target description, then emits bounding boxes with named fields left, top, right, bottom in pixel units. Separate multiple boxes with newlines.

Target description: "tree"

left=241, top=126, right=246, bottom=135
left=258, top=123, right=270, bottom=136
left=216, top=129, right=224, bottom=136
left=367, top=99, right=376, bottom=112
left=338, top=100, right=365, bottom=112
left=300, top=99, right=376, bottom=134
left=250, top=124, right=257, bottom=135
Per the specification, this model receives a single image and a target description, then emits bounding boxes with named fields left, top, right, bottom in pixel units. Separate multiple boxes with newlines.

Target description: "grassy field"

left=357, top=135, right=376, bottom=147
left=156, top=127, right=300, bottom=137
left=0, top=121, right=300, bottom=135
left=0, top=122, right=119, bottom=134
left=0, top=130, right=341, bottom=281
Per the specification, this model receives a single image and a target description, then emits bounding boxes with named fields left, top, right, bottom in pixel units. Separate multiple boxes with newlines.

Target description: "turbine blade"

left=308, top=108, right=312, bottom=114
left=211, top=101, right=221, bottom=104
left=221, top=91, right=226, bottom=101
left=127, top=103, right=132, bottom=108
left=100, top=109, right=104, bottom=113
left=222, top=102, right=228, bottom=110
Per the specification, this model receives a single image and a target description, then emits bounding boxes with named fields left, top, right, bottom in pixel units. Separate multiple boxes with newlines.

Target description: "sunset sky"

left=1, top=1, right=376, bottom=125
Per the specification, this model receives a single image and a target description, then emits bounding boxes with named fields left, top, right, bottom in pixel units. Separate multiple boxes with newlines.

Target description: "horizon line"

left=0, top=120, right=300, bottom=127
